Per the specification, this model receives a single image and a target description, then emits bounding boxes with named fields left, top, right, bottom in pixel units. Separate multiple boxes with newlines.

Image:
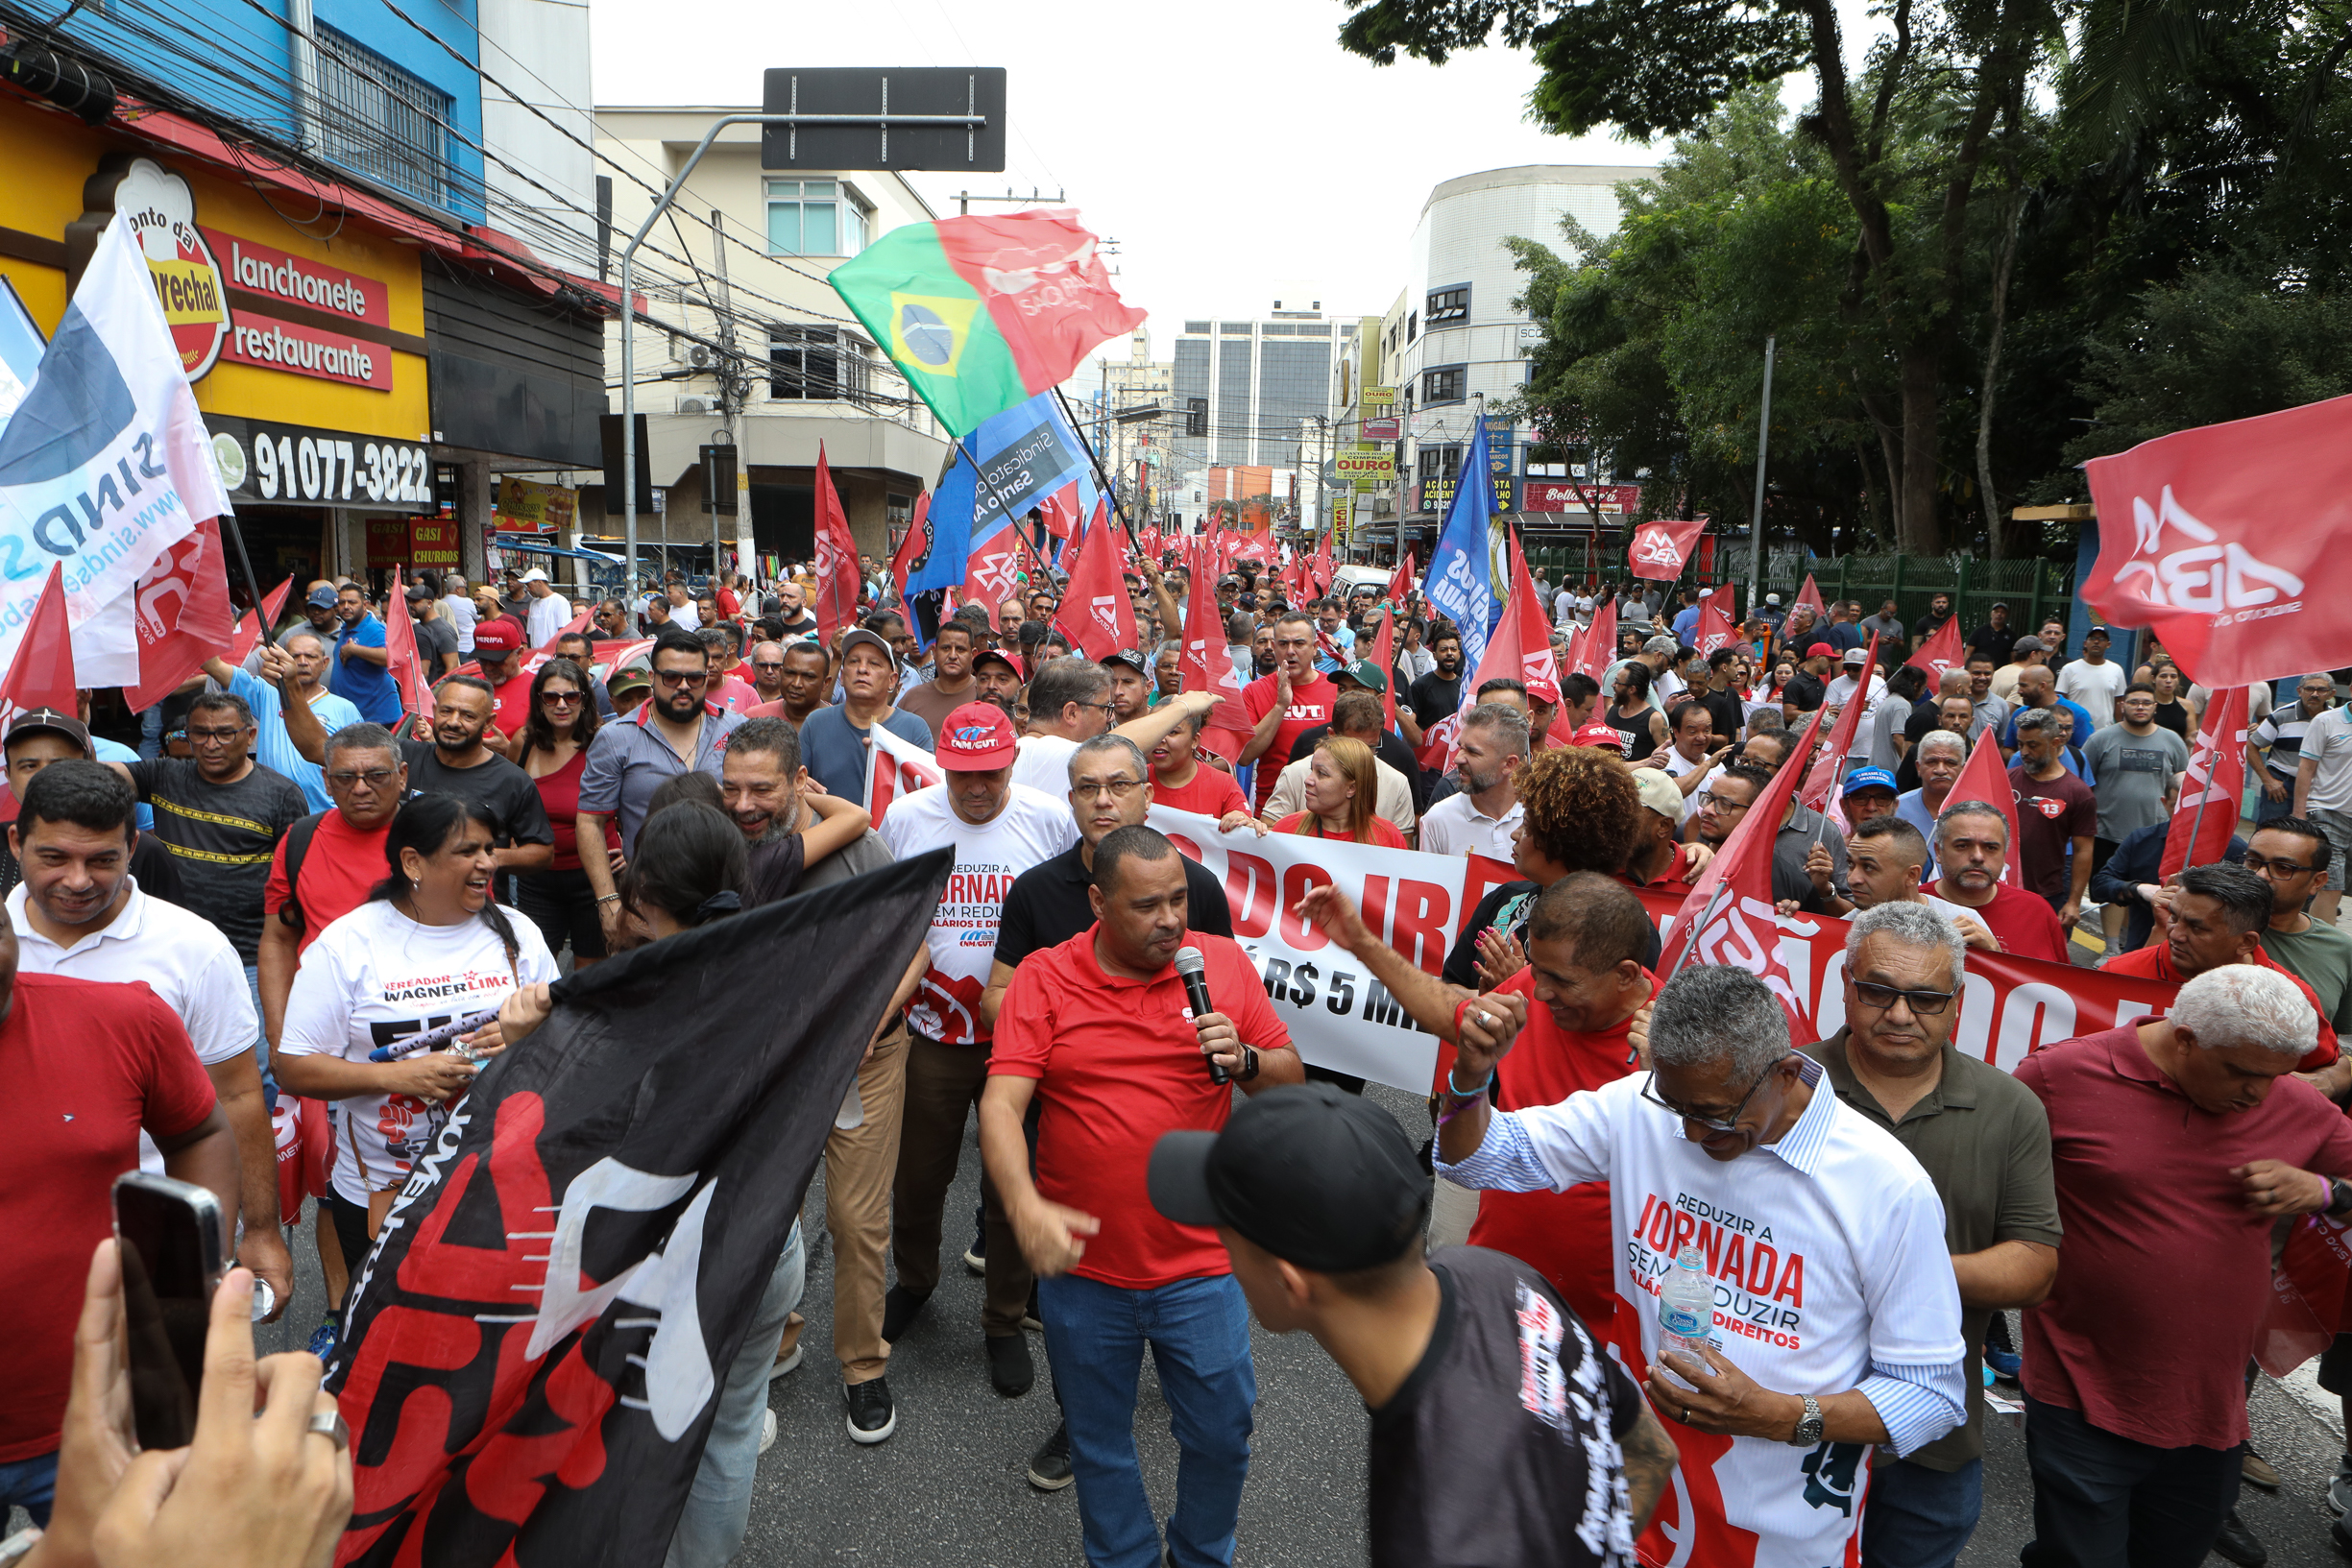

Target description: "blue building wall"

left=49, top=0, right=486, bottom=222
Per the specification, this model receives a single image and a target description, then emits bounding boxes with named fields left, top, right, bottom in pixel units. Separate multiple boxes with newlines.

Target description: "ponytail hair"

left=368, top=791, right=521, bottom=964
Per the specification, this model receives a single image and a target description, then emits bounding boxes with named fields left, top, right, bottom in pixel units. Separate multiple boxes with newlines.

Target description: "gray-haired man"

left=1802, top=902, right=2059, bottom=1568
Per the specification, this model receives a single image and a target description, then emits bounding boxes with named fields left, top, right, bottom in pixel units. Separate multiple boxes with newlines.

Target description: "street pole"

left=707, top=205, right=739, bottom=589
left=1747, top=334, right=1776, bottom=618
left=618, top=108, right=989, bottom=602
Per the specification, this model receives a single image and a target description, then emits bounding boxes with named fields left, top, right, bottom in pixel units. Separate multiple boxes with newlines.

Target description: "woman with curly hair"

left=1441, top=747, right=1659, bottom=990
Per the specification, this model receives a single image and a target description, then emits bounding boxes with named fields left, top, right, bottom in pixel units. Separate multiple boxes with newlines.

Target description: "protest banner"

left=866, top=719, right=945, bottom=828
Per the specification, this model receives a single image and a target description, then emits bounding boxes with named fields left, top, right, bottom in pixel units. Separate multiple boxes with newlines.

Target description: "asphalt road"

left=32, top=1079, right=2351, bottom=1568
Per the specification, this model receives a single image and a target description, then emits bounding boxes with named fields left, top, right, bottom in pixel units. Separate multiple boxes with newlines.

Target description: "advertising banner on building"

left=499, top=476, right=578, bottom=533
left=1522, top=481, right=1643, bottom=515
left=1334, top=450, right=1394, bottom=486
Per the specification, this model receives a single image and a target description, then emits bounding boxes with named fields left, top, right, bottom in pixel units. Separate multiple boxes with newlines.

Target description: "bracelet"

left=595, top=893, right=620, bottom=905
left=1237, top=1045, right=1260, bottom=1082
left=1444, top=1062, right=1492, bottom=1098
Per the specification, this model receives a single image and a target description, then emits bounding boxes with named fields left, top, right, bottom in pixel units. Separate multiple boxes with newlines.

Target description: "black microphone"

left=1174, top=946, right=1227, bottom=1086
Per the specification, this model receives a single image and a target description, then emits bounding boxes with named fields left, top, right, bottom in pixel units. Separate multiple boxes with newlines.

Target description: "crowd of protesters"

left=7, top=539, right=2352, bottom=1568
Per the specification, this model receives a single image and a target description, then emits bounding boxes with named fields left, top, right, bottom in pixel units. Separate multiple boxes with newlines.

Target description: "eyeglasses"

left=1640, top=1059, right=1783, bottom=1132
left=326, top=767, right=399, bottom=787
left=188, top=727, right=247, bottom=743
left=1693, top=791, right=1750, bottom=814
left=2244, top=853, right=2321, bottom=877
left=1072, top=777, right=1142, bottom=799
left=752, top=661, right=788, bottom=673
left=542, top=691, right=584, bottom=708
left=651, top=669, right=708, bottom=688
left=1850, top=979, right=1960, bottom=1016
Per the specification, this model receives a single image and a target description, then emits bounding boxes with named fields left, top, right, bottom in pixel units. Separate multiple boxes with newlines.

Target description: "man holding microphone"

left=981, top=824, right=1301, bottom=1568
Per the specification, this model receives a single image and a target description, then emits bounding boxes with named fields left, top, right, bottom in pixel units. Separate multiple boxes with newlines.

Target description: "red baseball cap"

left=1806, top=642, right=1835, bottom=660
left=935, top=702, right=1018, bottom=771
left=473, top=618, right=523, bottom=654
left=1571, top=722, right=1628, bottom=753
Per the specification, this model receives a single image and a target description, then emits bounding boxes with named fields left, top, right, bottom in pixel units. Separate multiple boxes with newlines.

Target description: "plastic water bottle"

left=1657, top=1244, right=1716, bottom=1387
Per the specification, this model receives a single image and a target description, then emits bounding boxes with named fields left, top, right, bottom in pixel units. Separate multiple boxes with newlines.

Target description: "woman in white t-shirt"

left=276, top=791, right=559, bottom=1332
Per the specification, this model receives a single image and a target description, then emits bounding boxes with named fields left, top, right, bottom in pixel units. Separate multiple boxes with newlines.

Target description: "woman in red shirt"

left=1272, top=736, right=1407, bottom=848
left=513, top=658, right=621, bottom=968
left=1149, top=706, right=1253, bottom=829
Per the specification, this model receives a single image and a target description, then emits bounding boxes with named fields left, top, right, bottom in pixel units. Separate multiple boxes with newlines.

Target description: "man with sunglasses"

left=2249, top=819, right=2352, bottom=1049
left=575, top=629, right=746, bottom=945
left=1296, top=918, right=1965, bottom=1568
left=1801, top=902, right=2059, bottom=1568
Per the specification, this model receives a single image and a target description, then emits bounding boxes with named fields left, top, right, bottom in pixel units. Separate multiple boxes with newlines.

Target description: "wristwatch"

left=2329, top=1177, right=2352, bottom=1218
left=1236, top=1045, right=1261, bottom=1082
left=1789, top=1394, right=1825, bottom=1447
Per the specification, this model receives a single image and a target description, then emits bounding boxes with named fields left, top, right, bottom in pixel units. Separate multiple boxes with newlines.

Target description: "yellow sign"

left=1332, top=493, right=1352, bottom=531
left=499, top=476, right=577, bottom=532
left=1335, top=450, right=1395, bottom=486
left=1361, top=385, right=1396, bottom=409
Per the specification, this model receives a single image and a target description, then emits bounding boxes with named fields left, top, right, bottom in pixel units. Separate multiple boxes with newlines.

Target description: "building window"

left=1407, top=311, right=1418, bottom=343
left=1184, top=321, right=1211, bottom=334
left=769, top=326, right=868, bottom=400
left=1220, top=322, right=1253, bottom=334
left=1421, top=364, right=1466, bottom=405
left=313, top=25, right=453, bottom=207
left=1418, top=444, right=1462, bottom=485
left=1426, top=285, right=1469, bottom=326
left=765, top=180, right=869, bottom=257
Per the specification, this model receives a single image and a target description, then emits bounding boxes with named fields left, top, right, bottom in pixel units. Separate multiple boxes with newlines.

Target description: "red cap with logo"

left=935, top=702, right=1019, bottom=771
left=1571, top=722, right=1629, bottom=753
left=473, top=617, right=523, bottom=653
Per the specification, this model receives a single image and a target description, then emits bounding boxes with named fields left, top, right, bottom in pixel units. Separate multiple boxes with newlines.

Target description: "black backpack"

left=275, top=810, right=328, bottom=935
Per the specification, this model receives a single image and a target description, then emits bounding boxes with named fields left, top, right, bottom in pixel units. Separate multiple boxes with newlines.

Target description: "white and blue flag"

left=1424, top=413, right=1504, bottom=674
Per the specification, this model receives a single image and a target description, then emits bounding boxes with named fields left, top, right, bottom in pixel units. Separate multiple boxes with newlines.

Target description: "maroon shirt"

left=2016, top=1021, right=2352, bottom=1450
left=1924, top=879, right=2069, bottom=964
left=2008, top=764, right=2097, bottom=905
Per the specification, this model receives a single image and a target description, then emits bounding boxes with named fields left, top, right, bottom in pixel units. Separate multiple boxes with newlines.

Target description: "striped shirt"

left=1442, top=1057, right=1966, bottom=1567
left=124, top=758, right=307, bottom=966
left=2252, top=701, right=2329, bottom=782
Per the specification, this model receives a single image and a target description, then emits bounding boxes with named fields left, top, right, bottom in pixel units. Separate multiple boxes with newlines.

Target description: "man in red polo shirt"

left=0, top=918, right=238, bottom=1527
left=2100, top=860, right=2340, bottom=1070
left=981, top=825, right=1301, bottom=1568
left=2017, top=965, right=2352, bottom=1567
left=1925, top=799, right=2070, bottom=963
left=1463, top=872, right=1656, bottom=1330
left=1237, top=611, right=1337, bottom=813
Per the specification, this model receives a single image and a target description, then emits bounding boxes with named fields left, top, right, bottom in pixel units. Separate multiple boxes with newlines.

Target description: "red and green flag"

left=828, top=209, right=1146, bottom=438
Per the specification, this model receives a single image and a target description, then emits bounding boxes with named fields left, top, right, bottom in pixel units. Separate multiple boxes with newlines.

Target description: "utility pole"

left=1747, top=335, right=1776, bottom=617
left=708, top=206, right=740, bottom=588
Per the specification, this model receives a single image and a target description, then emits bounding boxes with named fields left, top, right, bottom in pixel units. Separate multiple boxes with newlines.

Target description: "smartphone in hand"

left=112, top=1171, right=226, bottom=1450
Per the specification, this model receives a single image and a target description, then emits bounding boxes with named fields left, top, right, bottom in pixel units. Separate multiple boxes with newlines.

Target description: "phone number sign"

left=205, top=416, right=435, bottom=508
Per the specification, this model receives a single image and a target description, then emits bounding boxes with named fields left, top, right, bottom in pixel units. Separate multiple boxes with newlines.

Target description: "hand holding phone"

left=112, top=1172, right=224, bottom=1452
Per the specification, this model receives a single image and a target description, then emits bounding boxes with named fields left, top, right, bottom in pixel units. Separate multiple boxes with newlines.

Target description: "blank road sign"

left=761, top=67, right=1007, bottom=172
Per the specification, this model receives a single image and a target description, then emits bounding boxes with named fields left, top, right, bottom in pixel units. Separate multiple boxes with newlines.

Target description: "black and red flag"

left=327, top=850, right=952, bottom=1566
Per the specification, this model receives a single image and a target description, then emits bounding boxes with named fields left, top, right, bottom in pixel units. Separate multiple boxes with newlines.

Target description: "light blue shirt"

left=228, top=667, right=363, bottom=811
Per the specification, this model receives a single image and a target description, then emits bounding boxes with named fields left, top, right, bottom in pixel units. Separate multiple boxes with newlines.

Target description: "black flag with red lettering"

left=325, top=850, right=951, bottom=1567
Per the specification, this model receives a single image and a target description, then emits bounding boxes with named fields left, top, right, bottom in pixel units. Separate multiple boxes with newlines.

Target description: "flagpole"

left=218, top=515, right=269, bottom=634
left=1053, top=386, right=1141, bottom=553
left=2176, top=695, right=2226, bottom=869
left=948, top=440, right=1056, bottom=602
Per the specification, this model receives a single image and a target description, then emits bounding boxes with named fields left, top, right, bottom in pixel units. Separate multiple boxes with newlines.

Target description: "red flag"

left=1039, top=482, right=1081, bottom=543
left=1053, top=501, right=1140, bottom=661
left=961, top=523, right=1024, bottom=629
left=931, top=209, right=1149, bottom=400
left=230, top=574, right=296, bottom=666
left=1943, top=730, right=2025, bottom=886
left=1659, top=707, right=1828, bottom=1034
left=2, top=567, right=78, bottom=721
left=888, top=492, right=933, bottom=608
left=1181, top=540, right=1250, bottom=743
left=2082, top=395, right=2352, bottom=688
left=1506, top=532, right=1560, bottom=704
left=2159, top=686, right=2252, bottom=880
left=1572, top=596, right=1617, bottom=681
left=1370, top=609, right=1399, bottom=736
left=1626, top=519, right=1705, bottom=581
left=812, top=444, right=861, bottom=647
left=1797, top=632, right=1881, bottom=813
left=1905, top=615, right=1964, bottom=687
left=383, top=567, right=436, bottom=719
left=1793, top=573, right=1826, bottom=620
left=126, top=518, right=239, bottom=712
left=1386, top=549, right=1417, bottom=611
left=1691, top=590, right=1737, bottom=658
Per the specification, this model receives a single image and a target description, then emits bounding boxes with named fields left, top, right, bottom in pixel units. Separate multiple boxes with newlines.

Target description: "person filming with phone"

left=979, top=824, right=1300, bottom=1568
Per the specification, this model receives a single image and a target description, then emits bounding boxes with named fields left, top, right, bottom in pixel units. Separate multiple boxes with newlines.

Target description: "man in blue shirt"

left=204, top=633, right=363, bottom=810
left=800, top=628, right=934, bottom=800
left=1670, top=587, right=1703, bottom=644
left=2000, top=664, right=2097, bottom=784
left=327, top=582, right=402, bottom=726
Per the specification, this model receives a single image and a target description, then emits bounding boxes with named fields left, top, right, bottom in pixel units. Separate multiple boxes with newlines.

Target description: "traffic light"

left=1185, top=398, right=1207, bottom=437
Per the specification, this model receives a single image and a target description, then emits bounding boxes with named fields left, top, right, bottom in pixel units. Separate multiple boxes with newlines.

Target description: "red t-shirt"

left=710, top=674, right=763, bottom=713
left=1152, top=762, right=1249, bottom=821
left=2008, top=765, right=2097, bottom=905
left=527, top=749, right=622, bottom=872
left=1924, top=878, right=2069, bottom=964
left=715, top=586, right=741, bottom=617
left=488, top=670, right=535, bottom=736
left=2018, top=1022, right=2352, bottom=1450
left=1467, top=969, right=1650, bottom=1329
left=989, top=928, right=1291, bottom=1290
left=264, top=808, right=391, bottom=959
left=0, top=975, right=217, bottom=1459
left=1242, top=672, right=1337, bottom=810
left=2099, top=942, right=2340, bottom=1071
left=1272, top=811, right=1409, bottom=850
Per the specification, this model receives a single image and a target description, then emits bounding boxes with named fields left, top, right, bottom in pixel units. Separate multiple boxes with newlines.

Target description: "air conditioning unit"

left=676, top=396, right=715, bottom=416
left=686, top=344, right=719, bottom=369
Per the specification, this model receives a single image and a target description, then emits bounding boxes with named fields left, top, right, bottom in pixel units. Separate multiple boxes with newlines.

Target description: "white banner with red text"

left=1146, top=806, right=2184, bottom=1095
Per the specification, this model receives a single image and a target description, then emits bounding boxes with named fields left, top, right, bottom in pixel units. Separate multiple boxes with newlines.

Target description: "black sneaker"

left=986, top=1331, right=1035, bottom=1396
left=843, top=1376, right=897, bottom=1444
left=881, top=1285, right=931, bottom=1345
left=2214, top=1508, right=2267, bottom=1568
left=1027, top=1421, right=1073, bottom=1490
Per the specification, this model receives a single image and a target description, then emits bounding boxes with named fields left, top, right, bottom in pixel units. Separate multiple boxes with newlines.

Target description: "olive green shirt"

left=1801, top=1029, right=2062, bottom=1470
left=2263, top=920, right=2352, bottom=1035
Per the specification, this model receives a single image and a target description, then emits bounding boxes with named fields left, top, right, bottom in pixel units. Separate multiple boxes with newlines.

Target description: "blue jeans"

left=1863, top=1454, right=1980, bottom=1568
left=0, top=1449, right=58, bottom=1527
left=665, top=1220, right=804, bottom=1568
left=2255, top=781, right=2297, bottom=826
left=2020, top=1394, right=2237, bottom=1568
left=1038, top=1271, right=1255, bottom=1568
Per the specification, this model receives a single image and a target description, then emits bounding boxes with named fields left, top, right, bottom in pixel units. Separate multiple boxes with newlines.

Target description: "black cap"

left=1148, top=1083, right=1428, bottom=1272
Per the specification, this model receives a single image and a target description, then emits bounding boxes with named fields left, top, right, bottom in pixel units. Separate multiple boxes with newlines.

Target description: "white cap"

left=521, top=567, right=549, bottom=584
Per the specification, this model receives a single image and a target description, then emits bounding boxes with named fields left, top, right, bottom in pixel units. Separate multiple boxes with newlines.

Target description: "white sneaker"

left=758, top=1408, right=778, bottom=1456
left=2329, top=1455, right=2352, bottom=1515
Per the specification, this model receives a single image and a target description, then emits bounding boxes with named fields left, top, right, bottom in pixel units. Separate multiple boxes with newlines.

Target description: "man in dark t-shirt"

left=1151, top=1083, right=1678, bottom=1568
left=112, top=693, right=307, bottom=966
left=1404, top=629, right=1465, bottom=749
left=396, top=677, right=553, bottom=869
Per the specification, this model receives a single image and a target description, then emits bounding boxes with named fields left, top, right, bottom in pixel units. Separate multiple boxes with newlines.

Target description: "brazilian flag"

left=828, top=209, right=1146, bottom=439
